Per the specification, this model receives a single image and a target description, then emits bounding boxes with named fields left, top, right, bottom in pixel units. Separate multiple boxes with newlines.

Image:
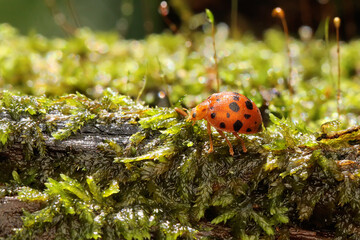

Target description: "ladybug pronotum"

left=176, top=92, right=263, bottom=155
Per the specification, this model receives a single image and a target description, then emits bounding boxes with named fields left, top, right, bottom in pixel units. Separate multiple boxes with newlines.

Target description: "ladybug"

left=176, top=92, right=262, bottom=155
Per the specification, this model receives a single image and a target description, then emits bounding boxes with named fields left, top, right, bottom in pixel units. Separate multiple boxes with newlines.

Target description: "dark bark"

left=0, top=197, right=42, bottom=238
left=1, top=120, right=139, bottom=162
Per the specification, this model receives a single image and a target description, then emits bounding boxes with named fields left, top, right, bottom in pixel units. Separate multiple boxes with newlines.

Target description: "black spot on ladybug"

left=220, top=122, right=226, bottom=128
left=255, top=121, right=258, bottom=124
left=211, top=113, right=216, bottom=119
left=210, top=106, right=214, bottom=110
left=233, top=95, right=240, bottom=101
left=229, top=102, right=240, bottom=112
left=245, top=100, right=253, bottom=110
left=233, top=92, right=240, bottom=95
left=246, top=128, right=252, bottom=132
left=244, top=114, right=251, bottom=119
left=233, top=120, right=243, bottom=132
left=216, top=98, right=220, bottom=102
left=226, top=112, right=230, bottom=118
left=192, top=112, right=196, bottom=118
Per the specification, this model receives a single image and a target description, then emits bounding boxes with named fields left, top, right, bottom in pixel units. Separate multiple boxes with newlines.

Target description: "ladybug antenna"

left=175, top=107, right=189, bottom=117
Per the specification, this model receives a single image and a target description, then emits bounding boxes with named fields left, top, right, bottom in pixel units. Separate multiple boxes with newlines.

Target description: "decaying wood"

left=0, top=197, right=42, bottom=238
left=317, top=125, right=360, bottom=141
left=1, top=114, right=139, bottom=163
left=288, top=228, right=334, bottom=240
left=0, top=112, right=141, bottom=238
left=0, top=112, right=351, bottom=239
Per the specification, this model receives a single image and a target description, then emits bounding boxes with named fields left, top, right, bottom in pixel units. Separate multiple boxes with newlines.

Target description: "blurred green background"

left=0, top=0, right=164, bottom=38
left=0, top=0, right=359, bottom=39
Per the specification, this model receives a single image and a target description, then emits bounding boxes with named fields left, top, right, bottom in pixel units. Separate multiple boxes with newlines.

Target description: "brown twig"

left=316, top=125, right=360, bottom=141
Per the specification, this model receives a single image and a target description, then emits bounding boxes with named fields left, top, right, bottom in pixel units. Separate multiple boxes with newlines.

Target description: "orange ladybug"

left=176, top=92, right=262, bottom=155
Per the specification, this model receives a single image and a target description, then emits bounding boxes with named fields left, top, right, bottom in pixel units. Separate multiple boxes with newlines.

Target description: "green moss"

left=0, top=89, right=359, bottom=239
left=2, top=22, right=360, bottom=239
left=0, top=23, right=360, bottom=127
left=14, top=174, right=197, bottom=240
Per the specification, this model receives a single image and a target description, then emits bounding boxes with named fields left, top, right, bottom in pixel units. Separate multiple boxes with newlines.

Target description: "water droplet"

left=158, top=91, right=166, bottom=99
left=299, top=25, right=313, bottom=41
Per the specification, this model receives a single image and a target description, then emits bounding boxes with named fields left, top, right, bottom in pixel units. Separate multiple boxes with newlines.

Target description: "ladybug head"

left=187, top=104, right=207, bottom=124
left=187, top=108, right=197, bottom=122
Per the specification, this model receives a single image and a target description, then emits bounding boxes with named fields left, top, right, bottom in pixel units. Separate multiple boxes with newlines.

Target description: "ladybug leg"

left=217, top=130, right=234, bottom=156
left=233, top=132, right=247, bottom=153
left=206, top=121, right=214, bottom=153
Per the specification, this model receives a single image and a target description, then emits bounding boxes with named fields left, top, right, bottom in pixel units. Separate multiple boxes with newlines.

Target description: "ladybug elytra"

left=176, top=92, right=262, bottom=155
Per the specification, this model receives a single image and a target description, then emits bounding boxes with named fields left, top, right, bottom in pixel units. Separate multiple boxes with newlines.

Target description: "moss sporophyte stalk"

left=1, top=21, right=360, bottom=239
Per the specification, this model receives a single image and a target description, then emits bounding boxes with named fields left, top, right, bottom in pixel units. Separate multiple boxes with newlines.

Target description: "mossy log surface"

left=1, top=111, right=139, bottom=180
left=1, top=91, right=360, bottom=240
left=2, top=22, right=360, bottom=240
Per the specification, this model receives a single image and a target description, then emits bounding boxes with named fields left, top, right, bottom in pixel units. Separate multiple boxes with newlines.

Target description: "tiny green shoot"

left=206, top=8, right=220, bottom=92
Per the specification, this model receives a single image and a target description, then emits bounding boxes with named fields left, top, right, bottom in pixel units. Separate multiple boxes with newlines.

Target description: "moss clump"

left=0, top=89, right=359, bottom=239
left=1, top=23, right=360, bottom=128
left=2, top=21, right=360, bottom=239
